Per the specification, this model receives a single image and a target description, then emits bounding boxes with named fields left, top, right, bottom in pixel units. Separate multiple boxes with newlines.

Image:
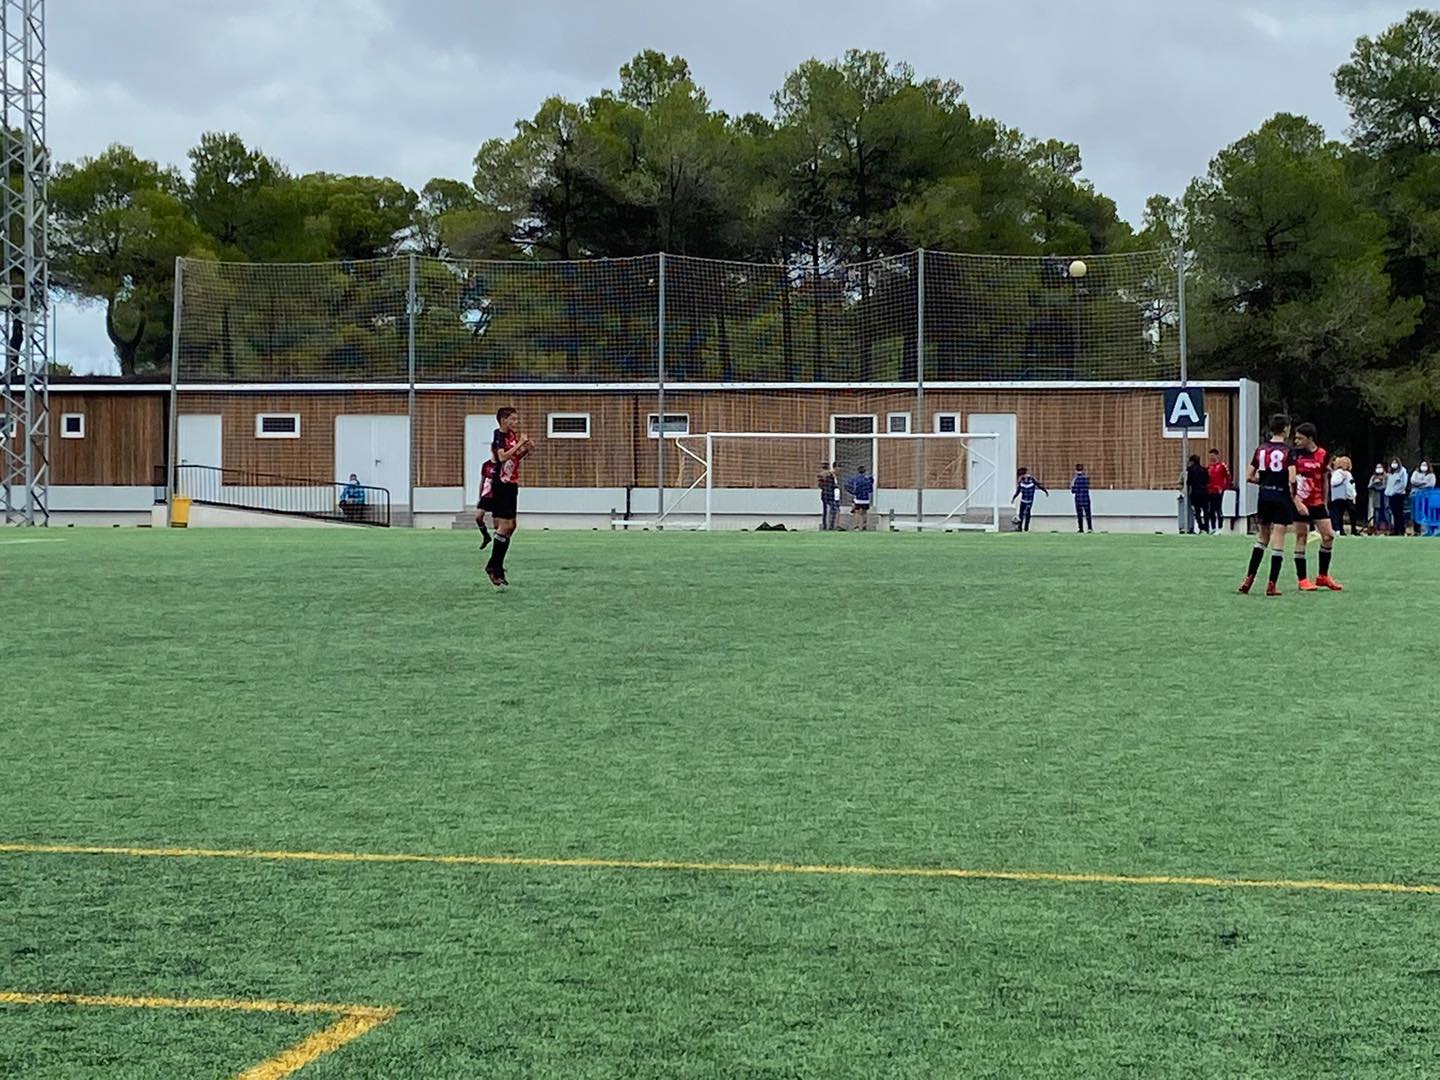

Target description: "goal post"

left=612, top=431, right=1001, bottom=532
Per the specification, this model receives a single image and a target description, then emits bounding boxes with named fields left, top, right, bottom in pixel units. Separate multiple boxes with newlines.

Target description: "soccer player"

left=846, top=464, right=874, bottom=530
left=1206, top=449, right=1232, bottom=535
left=1239, top=413, right=1301, bottom=596
left=1070, top=464, right=1093, bottom=532
left=484, top=407, right=534, bottom=588
left=1292, top=422, right=1343, bottom=591
left=474, top=460, right=494, bottom=548
left=1012, top=467, right=1048, bottom=532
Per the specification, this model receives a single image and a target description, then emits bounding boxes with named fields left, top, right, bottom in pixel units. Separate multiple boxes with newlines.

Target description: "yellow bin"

left=171, top=496, right=192, bottom=528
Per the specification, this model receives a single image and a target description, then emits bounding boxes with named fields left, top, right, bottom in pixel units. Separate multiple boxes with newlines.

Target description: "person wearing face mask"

left=1369, top=464, right=1390, bottom=533
left=1385, top=458, right=1410, bottom=537
left=1328, top=455, right=1356, bottom=536
left=1413, top=461, right=1436, bottom=536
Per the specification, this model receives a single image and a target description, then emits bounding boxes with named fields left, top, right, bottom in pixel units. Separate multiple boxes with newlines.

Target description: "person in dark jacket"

left=1070, top=464, right=1093, bottom=533
left=1185, top=455, right=1210, bottom=534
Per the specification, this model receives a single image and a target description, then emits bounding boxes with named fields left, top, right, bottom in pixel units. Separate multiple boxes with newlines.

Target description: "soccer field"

left=3, top=528, right=1439, bottom=1078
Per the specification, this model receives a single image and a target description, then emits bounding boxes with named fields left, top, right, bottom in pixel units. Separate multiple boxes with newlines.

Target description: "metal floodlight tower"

left=0, top=0, right=47, bottom=525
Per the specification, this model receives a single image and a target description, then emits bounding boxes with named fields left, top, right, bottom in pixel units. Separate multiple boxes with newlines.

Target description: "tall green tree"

left=1337, top=9, right=1440, bottom=458
left=1183, top=114, right=1418, bottom=436
left=50, top=145, right=210, bottom=374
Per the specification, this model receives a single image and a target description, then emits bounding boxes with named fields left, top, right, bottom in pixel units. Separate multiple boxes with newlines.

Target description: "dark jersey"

left=493, top=428, right=522, bottom=484
left=1252, top=442, right=1294, bottom=502
left=1293, top=446, right=1329, bottom=508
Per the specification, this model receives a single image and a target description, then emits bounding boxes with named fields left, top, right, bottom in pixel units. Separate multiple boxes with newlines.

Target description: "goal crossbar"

left=611, top=431, right=1001, bottom=532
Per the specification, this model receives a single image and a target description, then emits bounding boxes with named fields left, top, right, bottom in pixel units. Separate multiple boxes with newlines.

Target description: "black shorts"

left=1256, top=498, right=1294, bottom=527
left=486, top=481, right=519, bottom=520
left=1298, top=504, right=1328, bottom=524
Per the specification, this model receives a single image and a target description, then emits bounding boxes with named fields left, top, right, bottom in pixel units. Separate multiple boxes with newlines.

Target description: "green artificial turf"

left=2, top=528, right=1438, bottom=1077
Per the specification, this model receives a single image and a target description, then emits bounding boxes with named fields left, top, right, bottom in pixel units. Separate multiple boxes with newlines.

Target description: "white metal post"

left=166, top=257, right=183, bottom=521
left=1178, top=246, right=1190, bottom=534
left=656, top=252, right=666, bottom=523
left=915, top=248, right=925, bottom=524
left=704, top=432, right=713, bottom=531
left=407, top=253, right=417, bottom=520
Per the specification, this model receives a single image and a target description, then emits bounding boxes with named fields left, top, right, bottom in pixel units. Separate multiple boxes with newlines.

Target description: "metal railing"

left=160, top=464, right=390, bottom=527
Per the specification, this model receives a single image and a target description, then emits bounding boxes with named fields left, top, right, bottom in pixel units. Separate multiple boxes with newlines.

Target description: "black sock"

left=1320, top=547, right=1332, bottom=576
left=487, top=533, right=510, bottom=572
left=1246, top=544, right=1266, bottom=578
left=1269, top=553, right=1284, bottom=583
left=1295, top=555, right=1308, bottom=582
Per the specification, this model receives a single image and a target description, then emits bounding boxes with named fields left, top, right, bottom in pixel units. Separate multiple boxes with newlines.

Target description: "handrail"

left=157, top=464, right=391, bottom=527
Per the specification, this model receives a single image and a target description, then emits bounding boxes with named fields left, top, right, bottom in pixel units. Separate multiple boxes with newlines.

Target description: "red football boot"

left=1266, top=582, right=1283, bottom=597
left=1315, top=575, right=1344, bottom=591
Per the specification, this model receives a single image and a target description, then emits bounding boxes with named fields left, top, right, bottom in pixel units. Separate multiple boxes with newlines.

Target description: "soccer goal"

left=612, top=431, right=1001, bottom=532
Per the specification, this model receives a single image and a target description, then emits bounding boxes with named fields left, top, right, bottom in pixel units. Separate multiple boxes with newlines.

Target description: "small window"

left=61, top=413, right=85, bottom=439
left=255, top=413, right=301, bottom=439
left=647, top=413, right=690, bottom=438
left=934, top=413, right=959, bottom=434
left=547, top=413, right=591, bottom=439
left=887, top=412, right=911, bottom=434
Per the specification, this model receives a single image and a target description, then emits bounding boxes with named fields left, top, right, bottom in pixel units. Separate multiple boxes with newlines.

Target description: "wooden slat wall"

left=415, top=392, right=641, bottom=488
left=56, top=387, right=1238, bottom=493
left=49, top=392, right=165, bottom=485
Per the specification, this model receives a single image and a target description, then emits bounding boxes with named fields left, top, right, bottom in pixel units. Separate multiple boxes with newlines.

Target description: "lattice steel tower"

left=0, top=0, right=46, bottom=525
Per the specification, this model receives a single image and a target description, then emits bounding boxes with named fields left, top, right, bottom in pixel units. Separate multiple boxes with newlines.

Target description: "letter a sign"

left=1163, top=387, right=1206, bottom=435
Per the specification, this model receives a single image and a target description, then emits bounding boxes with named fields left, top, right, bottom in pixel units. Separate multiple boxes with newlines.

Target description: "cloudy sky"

left=51, top=0, right=1415, bottom=373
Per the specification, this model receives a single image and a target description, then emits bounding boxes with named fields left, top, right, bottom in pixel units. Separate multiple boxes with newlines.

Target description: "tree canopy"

left=46, top=14, right=1440, bottom=459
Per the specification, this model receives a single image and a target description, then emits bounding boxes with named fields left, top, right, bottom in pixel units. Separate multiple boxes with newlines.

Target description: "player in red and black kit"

left=1239, top=413, right=1302, bottom=596
left=1291, top=422, right=1343, bottom=591
left=483, top=406, right=534, bottom=588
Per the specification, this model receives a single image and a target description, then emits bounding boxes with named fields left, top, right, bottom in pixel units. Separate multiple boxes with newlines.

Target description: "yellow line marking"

left=234, top=1010, right=395, bottom=1080
left=3, top=840, right=1437, bottom=896
left=0, top=990, right=397, bottom=1079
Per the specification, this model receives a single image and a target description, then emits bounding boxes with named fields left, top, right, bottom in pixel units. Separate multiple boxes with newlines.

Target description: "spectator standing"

left=1011, top=468, right=1048, bottom=532
left=846, top=465, right=874, bottom=531
left=1369, top=464, right=1390, bottom=533
left=1185, top=455, right=1210, bottom=534
left=817, top=462, right=840, bottom=531
left=1070, top=464, right=1093, bottom=533
left=1413, top=461, right=1436, bottom=536
left=1328, top=456, right=1356, bottom=535
left=1385, top=458, right=1410, bottom=536
left=1206, top=449, right=1232, bottom=534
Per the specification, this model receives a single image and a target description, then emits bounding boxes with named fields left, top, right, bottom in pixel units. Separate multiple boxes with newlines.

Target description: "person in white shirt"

left=1328, top=455, right=1357, bottom=535
left=1385, top=459, right=1410, bottom=536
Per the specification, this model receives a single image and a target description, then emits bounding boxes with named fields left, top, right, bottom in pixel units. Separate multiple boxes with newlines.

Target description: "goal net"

left=615, top=431, right=1001, bottom=531
left=169, top=248, right=1181, bottom=525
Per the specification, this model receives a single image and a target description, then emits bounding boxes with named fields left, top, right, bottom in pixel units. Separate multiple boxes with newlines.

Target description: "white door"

left=965, top=413, right=1017, bottom=519
left=335, top=415, right=411, bottom=505
left=177, top=415, right=222, bottom=469
left=464, top=415, right=491, bottom=506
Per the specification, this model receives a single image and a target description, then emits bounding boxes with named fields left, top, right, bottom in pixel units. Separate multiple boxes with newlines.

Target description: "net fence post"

left=166, top=256, right=183, bottom=523
left=1177, top=245, right=1189, bottom=534
left=915, top=248, right=926, bottom=525
left=704, top=432, right=713, bottom=531
left=656, top=252, right=666, bottom=524
left=407, top=252, right=417, bottom=523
